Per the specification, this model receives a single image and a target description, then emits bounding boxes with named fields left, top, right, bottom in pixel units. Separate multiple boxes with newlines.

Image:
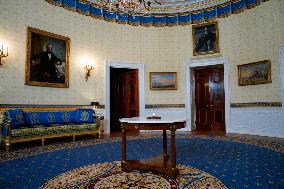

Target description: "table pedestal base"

left=121, top=155, right=179, bottom=178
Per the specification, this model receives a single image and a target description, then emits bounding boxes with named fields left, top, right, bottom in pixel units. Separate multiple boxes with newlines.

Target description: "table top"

left=119, top=117, right=186, bottom=124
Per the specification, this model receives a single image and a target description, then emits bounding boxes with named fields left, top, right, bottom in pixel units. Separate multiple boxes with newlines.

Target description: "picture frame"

left=26, top=27, right=70, bottom=88
left=150, top=72, right=177, bottom=90
left=238, top=60, right=272, bottom=86
left=192, top=21, right=220, bottom=56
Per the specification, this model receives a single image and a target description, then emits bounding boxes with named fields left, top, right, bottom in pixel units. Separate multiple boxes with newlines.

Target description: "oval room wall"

left=0, top=0, right=283, bottom=136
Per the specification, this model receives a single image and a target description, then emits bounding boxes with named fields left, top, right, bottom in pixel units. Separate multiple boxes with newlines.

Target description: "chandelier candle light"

left=0, top=45, right=8, bottom=65
left=84, top=65, right=94, bottom=81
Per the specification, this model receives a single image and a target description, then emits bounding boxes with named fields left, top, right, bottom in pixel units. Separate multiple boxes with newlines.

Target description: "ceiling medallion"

left=90, top=0, right=164, bottom=14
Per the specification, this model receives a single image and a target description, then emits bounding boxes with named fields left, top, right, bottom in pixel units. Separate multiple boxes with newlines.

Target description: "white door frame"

left=185, top=57, right=231, bottom=131
left=280, top=45, right=284, bottom=109
left=104, top=60, right=145, bottom=134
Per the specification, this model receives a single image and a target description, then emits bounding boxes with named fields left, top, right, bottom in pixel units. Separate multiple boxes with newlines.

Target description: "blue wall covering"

left=140, top=16, right=154, bottom=27
left=129, top=15, right=141, bottom=26
left=178, top=14, right=191, bottom=25
left=204, top=8, right=217, bottom=22
left=231, top=0, right=247, bottom=13
left=90, top=6, right=103, bottom=19
left=166, top=16, right=178, bottom=26
left=191, top=11, right=204, bottom=24
left=103, top=10, right=116, bottom=22
left=117, top=13, right=129, bottom=24
left=77, top=0, right=90, bottom=15
left=247, top=0, right=261, bottom=9
left=45, top=0, right=269, bottom=27
left=217, top=3, right=232, bottom=18
left=62, top=0, right=76, bottom=11
left=153, top=16, right=167, bottom=27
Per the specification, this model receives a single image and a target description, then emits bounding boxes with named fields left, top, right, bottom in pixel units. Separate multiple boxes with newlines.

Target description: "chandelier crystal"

left=91, top=0, right=163, bottom=14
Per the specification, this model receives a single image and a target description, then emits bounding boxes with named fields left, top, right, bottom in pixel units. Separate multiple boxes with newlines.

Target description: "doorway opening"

left=110, top=68, right=139, bottom=134
left=185, top=57, right=230, bottom=136
left=193, top=65, right=226, bottom=134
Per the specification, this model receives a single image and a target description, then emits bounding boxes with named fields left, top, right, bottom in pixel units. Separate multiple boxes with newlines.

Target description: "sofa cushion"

left=6, top=109, right=25, bottom=129
left=76, top=109, right=94, bottom=123
left=24, top=112, right=49, bottom=126
left=24, top=111, right=76, bottom=126
left=56, top=111, right=76, bottom=124
left=11, top=124, right=98, bottom=138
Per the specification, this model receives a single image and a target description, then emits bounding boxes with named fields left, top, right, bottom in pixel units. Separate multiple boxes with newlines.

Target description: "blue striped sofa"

left=1, top=108, right=102, bottom=151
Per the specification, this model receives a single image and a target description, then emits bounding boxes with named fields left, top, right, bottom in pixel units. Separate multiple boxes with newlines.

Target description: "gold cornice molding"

left=145, top=104, right=185, bottom=108
left=231, top=102, right=282, bottom=108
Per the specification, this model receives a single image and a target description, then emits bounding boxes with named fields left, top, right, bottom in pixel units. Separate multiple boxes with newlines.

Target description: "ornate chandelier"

left=91, top=0, right=163, bottom=14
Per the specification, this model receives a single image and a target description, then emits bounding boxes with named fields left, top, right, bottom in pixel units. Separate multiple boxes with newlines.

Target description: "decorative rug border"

left=1, top=133, right=283, bottom=162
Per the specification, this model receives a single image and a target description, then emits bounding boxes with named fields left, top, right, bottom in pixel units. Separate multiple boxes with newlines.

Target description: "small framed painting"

left=238, top=60, right=272, bottom=86
left=192, top=21, right=220, bottom=56
left=150, top=72, right=177, bottom=90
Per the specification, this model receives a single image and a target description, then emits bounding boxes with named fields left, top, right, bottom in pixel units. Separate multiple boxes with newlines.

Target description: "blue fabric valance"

left=45, top=0, right=268, bottom=27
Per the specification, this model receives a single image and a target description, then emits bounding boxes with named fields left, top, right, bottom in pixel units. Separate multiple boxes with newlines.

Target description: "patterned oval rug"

left=40, top=161, right=227, bottom=189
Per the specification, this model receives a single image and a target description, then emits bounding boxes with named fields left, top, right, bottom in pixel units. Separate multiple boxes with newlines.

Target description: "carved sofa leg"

left=5, top=112, right=12, bottom=151
left=5, top=140, right=10, bottom=152
left=73, top=135, right=76, bottom=142
left=97, top=116, right=103, bottom=139
left=42, top=138, right=45, bottom=146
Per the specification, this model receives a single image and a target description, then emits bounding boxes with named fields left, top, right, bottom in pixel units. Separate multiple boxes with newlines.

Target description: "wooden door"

left=110, top=68, right=139, bottom=133
left=195, top=67, right=225, bottom=130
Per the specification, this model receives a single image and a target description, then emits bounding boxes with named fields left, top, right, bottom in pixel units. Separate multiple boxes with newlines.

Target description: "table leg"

left=121, top=123, right=127, bottom=171
left=163, top=130, right=167, bottom=166
left=170, top=129, right=176, bottom=169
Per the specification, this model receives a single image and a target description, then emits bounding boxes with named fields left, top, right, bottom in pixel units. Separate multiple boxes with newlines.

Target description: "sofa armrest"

left=94, top=115, right=103, bottom=138
left=0, top=111, right=3, bottom=145
left=1, top=111, right=12, bottom=150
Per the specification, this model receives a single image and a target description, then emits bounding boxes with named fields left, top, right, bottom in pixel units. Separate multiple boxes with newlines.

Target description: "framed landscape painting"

left=26, top=27, right=70, bottom=88
left=192, top=21, right=220, bottom=56
left=238, top=60, right=272, bottom=86
left=150, top=72, right=177, bottom=90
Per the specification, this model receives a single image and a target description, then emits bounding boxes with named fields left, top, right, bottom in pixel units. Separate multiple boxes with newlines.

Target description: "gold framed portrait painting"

left=150, top=72, right=177, bottom=90
left=26, top=27, right=70, bottom=88
left=192, top=21, right=220, bottom=56
left=238, top=60, right=272, bottom=86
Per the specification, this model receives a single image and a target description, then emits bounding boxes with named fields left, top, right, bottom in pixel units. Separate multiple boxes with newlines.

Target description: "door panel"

left=195, top=67, right=225, bottom=131
left=199, top=109, right=208, bottom=124
left=195, top=69, right=211, bottom=129
left=210, top=68, right=225, bottom=130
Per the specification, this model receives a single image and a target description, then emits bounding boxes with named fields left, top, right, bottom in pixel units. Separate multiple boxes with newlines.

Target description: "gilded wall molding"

left=145, top=104, right=185, bottom=108
left=2, top=102, right=280, bottom=111
left=230, top=102, right=282, bottom=108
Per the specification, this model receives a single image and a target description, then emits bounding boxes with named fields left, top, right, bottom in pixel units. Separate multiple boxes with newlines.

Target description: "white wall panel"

left=229, top=108, right=284, bottom=138
left=143, top=107, right=284, bottom=138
